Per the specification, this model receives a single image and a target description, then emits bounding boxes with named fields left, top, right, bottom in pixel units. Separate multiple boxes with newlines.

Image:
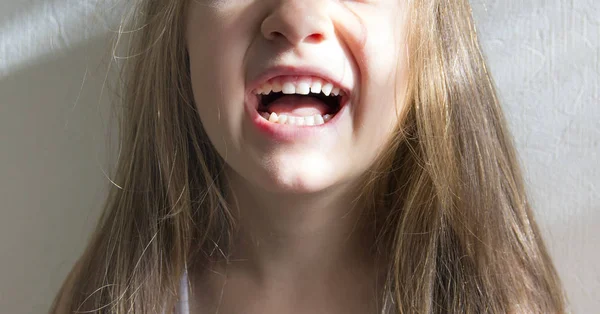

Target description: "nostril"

left=305, top=33, right=324, bottom=44
left=268, top=31, right=285, bottom=40
left=268, top=31, right=324, bottom=44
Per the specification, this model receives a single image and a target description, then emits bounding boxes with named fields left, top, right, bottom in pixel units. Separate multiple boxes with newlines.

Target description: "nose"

left=261, top=0, right=333, bottom=46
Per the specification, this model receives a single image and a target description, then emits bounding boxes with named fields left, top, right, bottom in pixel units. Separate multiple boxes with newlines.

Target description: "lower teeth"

left=259, top=112, right=333, bottom=126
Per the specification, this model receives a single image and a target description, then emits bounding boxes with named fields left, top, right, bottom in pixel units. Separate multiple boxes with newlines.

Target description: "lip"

left=244, top=65, right=353, bottom=142
left=245, top=95, right=350, bottom=142
left=246, top=65, right=353, bottom=104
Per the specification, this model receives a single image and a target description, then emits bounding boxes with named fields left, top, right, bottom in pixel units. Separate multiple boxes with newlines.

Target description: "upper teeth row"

left=254, top=77, right=344, bottom=97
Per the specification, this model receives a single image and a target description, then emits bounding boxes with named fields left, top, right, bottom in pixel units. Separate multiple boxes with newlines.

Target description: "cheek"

left=364, top=11, right=407, bottom=115
left=364, top=15, right=405, bottom=94
left=186, top=16, right=250, bottom=152
left=188, top=53, right=239, bottom=152
left=350, top=20, right=406, bottom=168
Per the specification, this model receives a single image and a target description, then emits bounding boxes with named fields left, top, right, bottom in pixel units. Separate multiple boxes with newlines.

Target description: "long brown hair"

left=50, top=0, right=566, bottom=313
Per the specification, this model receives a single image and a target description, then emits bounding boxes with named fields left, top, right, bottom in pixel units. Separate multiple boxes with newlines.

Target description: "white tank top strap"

left=175, top=268, right=190, bottom=314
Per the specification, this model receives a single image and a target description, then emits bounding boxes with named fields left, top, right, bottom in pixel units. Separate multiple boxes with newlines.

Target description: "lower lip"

left=246, top=96, right=349, bottom=142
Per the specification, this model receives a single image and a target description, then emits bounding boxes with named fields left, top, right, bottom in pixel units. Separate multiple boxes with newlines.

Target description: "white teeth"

left=259, top=111, right=333, bottom=126
left=297, top=82, right=310, bottom=95
left=321, top=83, right=333, bottom=96
left=255, top=78, right=343, bottom=127
left=262, top=83, right=272, bottom=95
left=282, top=82, right=296, bottom=94
left=268, top=112, right=278, bottom=122
left=315, top=114, right=325, bottom=125
left=304, top=115, right=315, bottom=126
left=310, top=80, right=322, bottom=94
left=278, top=114, right=288, bottom=124
left=254, top=77, right=345, bottom=97
left=272, top=81, right=282, bottom=93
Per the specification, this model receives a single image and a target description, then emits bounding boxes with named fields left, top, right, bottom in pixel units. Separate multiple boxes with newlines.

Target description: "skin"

left=185, top=0, right=408, bottom=312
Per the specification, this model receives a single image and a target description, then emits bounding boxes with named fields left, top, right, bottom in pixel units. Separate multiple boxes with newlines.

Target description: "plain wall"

left=1, top=0, right=598, bottom=313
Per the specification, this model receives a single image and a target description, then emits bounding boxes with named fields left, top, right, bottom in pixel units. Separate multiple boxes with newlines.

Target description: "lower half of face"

left=187, top=0, right=407, bottom=195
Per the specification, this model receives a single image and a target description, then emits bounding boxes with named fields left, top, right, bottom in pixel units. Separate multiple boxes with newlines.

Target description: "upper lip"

left=247, top=65, right=352, bottom=96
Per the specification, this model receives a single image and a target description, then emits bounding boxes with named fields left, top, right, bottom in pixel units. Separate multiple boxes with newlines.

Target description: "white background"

left=1, top=0, right=598, bottom=313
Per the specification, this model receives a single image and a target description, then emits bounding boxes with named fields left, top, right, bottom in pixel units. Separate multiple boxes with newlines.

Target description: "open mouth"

left=253, top=76, right=346, bottom=126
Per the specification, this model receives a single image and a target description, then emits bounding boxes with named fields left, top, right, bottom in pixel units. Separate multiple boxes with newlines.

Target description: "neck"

left=223, top=169, right=376, bottom=281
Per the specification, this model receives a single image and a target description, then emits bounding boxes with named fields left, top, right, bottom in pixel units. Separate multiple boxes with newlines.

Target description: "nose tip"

left=261, top=2, right=332, bottom=46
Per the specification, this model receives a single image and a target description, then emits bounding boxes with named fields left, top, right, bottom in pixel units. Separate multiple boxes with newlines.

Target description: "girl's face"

left=186, top=0, right=408, bottom=193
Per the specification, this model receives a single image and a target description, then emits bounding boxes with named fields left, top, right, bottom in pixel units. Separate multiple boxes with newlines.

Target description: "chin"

left=267, top=172, right=336, bottom=194
left=257, top=156, right=340, bottom=194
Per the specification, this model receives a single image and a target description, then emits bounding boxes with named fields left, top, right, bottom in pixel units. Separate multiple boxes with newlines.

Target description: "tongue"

left=266, top=95, right=331, bottom=116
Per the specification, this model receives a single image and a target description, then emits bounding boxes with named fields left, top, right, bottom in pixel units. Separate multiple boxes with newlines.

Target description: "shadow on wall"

left=0, top=33, right=120, bottom=314
left=0, top=0, right=124, bottom=77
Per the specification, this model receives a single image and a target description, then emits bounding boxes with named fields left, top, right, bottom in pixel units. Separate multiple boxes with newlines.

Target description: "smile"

left=254, top=76, right=345, bottom=126
left=253, top=75, right=348, bottom=126
left=244, top=65, right=354, bottom=142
